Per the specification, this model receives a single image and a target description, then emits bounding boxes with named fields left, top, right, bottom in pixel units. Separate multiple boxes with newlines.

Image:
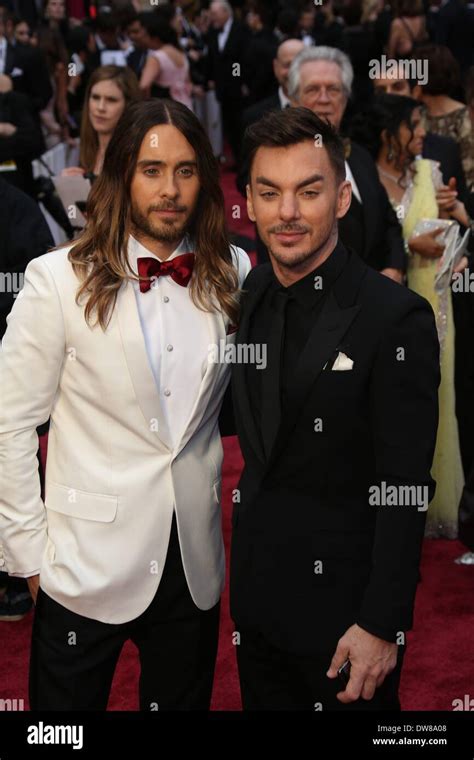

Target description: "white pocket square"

left=9, top=67, right=23, bottom=77
left=331, top=351, right=353, bottom=371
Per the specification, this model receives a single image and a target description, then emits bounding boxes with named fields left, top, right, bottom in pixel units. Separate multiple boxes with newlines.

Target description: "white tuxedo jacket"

left=0, top=243, right=250, bottom=623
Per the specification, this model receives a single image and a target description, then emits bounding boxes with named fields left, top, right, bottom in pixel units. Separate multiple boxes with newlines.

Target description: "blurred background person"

left=386, top=0, right=428, bottom=58
left=351, top=93, right=468, bottom=537
left=62, top=64, right=139, bottom=179
left=287, top=45, right=406, bottom=281
left=412, top=44, right=474, bottom=192
left=139, top=9, right=193, bottom=110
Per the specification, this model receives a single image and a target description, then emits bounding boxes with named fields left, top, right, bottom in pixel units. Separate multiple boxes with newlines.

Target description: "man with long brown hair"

left=0, top=99, right=250, bottom=710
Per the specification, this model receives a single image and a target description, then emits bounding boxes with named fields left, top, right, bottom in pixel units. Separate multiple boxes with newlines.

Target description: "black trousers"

left=236, top=626, right=404, bottom=711
left=29, top=515, right=220, bottom=711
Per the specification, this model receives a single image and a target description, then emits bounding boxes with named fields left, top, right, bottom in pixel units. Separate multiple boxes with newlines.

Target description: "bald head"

left=274, top=39, right=305, bottom=95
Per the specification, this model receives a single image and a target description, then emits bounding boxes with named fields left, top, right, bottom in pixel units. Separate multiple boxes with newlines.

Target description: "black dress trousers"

left=29, top=513, right=220, bottom=710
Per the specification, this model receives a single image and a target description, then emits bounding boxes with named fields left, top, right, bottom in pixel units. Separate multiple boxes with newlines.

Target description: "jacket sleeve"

left=357, top=297, right=440, bottom=641
left=0, top=257, right=65, bottom=576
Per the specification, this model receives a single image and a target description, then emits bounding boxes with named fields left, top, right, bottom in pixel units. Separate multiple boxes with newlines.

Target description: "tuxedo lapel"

left=174, top=308, right=226, bottom=457
left=232, top=268, right=273, bottom=466
left=348, top=148, right=377, bottom=259
left=116, top=280, right=172, bottom=451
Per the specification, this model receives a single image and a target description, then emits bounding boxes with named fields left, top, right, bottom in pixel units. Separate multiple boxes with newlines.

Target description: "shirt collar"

left=278, top=86, right=291, bottom=109
left=272, top=240, right=348, bottom=312
left=220, top=16, right=233, bottom=36
left=127, top=233, right=193, bottom=273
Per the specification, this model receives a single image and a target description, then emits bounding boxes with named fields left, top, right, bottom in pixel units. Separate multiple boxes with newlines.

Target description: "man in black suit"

left=0, top=12, right=51, bottom=115
left=0, top=74, right=45, bottom=195
left=0, top=20, right=51, bottom=115
left=230, top=107, right=440, bottom=710
left=241, top=38, right=304, bottom=132
left=287, top=45, right=406, bottom=282
left=206, top=0, right=249, bottom=165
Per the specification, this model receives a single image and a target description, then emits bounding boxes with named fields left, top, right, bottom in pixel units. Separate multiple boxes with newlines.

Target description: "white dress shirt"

left=278, top=86, right=291, bottom=109
left=217, top=16, right=233, bottom=52
left=344, top=160, right=362, bottom=203
left=128, top=234, right=211, bottom=449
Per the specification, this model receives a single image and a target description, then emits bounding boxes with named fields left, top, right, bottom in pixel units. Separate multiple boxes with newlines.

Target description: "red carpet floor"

left=1, top=165, right=473, bottom=710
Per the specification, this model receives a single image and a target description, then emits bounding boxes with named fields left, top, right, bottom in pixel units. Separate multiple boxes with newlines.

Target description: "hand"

left=0, top=74, right=13, bottom=93
left=27, top=574, right=40, bottom=604
left=436, top=177, right=458, bottom=213
left=453, top=255, right=469, bottom=275
left=327, top=623, right=398, bottom=703
left=380, top=267, right=403, bottom=283
left=0, top=122, right=17, bottom=137
left=61, top=166, right=85, bottom=177
left=408, top=227, right=445, bottom=259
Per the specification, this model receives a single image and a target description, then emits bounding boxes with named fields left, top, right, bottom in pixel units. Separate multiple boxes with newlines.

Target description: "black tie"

left=261, top=288, right=289, bottom=459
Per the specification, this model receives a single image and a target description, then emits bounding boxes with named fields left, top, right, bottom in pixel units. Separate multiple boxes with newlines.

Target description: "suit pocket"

left=45, top=481, right=118, bottom=522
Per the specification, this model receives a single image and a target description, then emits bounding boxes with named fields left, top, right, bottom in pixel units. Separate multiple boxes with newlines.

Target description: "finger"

left=337, top=669, right=365, bottom=703
left=326, top=645, right=349, bottom=678
left=361, top=675, right=378, bottom=701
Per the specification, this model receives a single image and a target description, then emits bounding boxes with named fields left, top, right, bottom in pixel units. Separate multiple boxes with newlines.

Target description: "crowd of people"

left=0, top=0, right=474, bottom=713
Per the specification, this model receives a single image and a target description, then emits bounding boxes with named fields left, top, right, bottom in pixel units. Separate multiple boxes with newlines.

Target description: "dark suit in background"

left=206, top=18, right=249, bottom=163
left=4, top=42, right=52, bottom=115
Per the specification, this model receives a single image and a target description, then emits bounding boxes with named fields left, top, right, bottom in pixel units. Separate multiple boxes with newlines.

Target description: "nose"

left=316, top=86, right=331, bottom=104
left=161, top=172, right=179, bottom=199
left=279, top=193, right=300, bottom=222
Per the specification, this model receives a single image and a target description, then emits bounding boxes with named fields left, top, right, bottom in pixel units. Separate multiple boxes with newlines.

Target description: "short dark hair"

left=243, top=107, right=346, bottom=184
left=412, top=44, right=461, bottom=96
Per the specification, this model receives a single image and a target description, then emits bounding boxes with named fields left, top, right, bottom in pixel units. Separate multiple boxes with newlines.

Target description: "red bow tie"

left=137, top=253, right=195, bottom=293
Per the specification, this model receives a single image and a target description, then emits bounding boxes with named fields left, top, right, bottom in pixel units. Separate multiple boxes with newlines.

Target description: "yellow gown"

left=401, top=158, right=464, bottom=538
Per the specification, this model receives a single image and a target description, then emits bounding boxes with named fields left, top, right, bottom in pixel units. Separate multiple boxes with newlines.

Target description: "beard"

left=131, top=200, right=190, bottom=244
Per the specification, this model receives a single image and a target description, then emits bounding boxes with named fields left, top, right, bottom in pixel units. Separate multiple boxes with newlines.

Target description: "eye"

left=261, top=191, right=277, bottom=198
left=144, top=168, right=159, bottom=176
left=302, top=190, right=319, bottom=197
left=178, top=167, right=194, bottom=177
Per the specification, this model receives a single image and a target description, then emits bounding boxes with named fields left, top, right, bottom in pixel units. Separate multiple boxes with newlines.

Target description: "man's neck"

left=271, top=230, right=339, bottom=287
left=132, top=230, right=185, bottom=261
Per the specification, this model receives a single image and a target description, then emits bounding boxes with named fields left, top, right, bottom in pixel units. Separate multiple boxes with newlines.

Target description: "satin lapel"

left=116, top=280, right=172, bottom=451
left=348, top=148, right=377, bottom=259
left=174, top=308, right=226, bottom=457
left=232, top=269, right=273, bottom=466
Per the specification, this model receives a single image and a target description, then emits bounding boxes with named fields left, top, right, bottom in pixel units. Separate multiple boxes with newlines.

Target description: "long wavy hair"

left=79, top=66, right=141, bottom=174
left=68, top=99, right=239, bottom=329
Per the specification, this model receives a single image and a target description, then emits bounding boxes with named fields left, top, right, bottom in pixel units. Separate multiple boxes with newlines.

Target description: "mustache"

left=268, top=225, right=309, bottom=233
left=148, top=203, right=187, bottom=213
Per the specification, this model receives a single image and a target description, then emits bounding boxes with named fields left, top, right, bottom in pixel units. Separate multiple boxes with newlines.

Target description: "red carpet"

left=1, top=165, right=473, bottom=710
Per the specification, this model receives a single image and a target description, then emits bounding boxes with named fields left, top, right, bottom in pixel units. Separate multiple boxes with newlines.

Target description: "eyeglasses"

left=303, top=84, right=344, bottom=100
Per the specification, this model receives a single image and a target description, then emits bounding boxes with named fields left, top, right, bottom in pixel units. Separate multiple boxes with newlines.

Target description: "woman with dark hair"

left=412, top=44, right=474, bottom=190
left=139, top=11, right=193, bottom=110
left=352, top=93, right=468, bottom=538
left=62, top=65, right=140, bottom=179
left=386, top=0, right=427, bottom=58
left=36, top=24, right=70, bottom=148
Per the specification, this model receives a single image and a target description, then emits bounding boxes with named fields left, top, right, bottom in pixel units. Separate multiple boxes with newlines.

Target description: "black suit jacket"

left=343, top=141, right=406, bottom=271
left=5, top=42, right=52, bottom=114
left=423, top=131, right=468, bottom=203
left=0, top=178, right=53, bottom=339
left=206, top=20, right=249, bottom=101
left=230, top=246, right=440, bottom=655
